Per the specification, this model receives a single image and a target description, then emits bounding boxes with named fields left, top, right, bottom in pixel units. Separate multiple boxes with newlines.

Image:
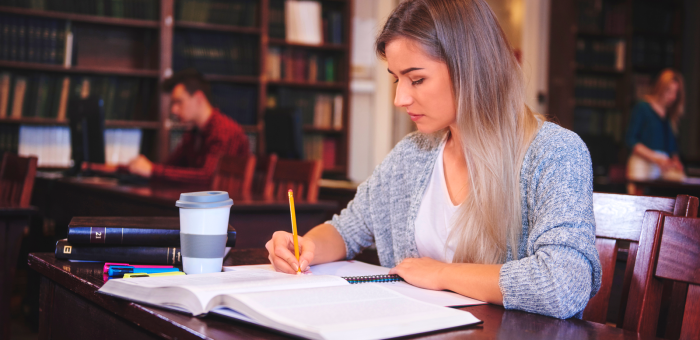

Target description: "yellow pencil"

left=288, top=190, right=301, bottom=273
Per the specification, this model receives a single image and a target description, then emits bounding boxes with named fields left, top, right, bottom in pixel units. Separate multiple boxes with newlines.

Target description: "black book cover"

left=55, top=239, right=183, bottom=265
left=67, top=216, right=236, bottom=247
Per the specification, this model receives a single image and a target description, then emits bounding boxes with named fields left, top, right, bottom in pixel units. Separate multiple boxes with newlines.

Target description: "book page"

left=220, top=284, right=481, bottom=340
left=99, top=269, right=347, bottom=315
left=224, top=261, right=486, bottom=307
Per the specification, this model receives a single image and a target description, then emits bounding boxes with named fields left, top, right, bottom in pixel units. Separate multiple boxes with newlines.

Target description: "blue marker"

left=108, top=266, right=181, bottom=278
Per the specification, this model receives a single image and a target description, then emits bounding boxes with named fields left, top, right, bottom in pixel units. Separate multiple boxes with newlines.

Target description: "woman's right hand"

left=265, top=231, right=315, bottom=274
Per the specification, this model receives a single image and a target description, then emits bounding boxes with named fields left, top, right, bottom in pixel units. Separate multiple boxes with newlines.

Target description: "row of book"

left=175, top=0, right=257, bottom=27
left=55, top=217, right=236, bottom=265
left=631, top=37, right=675, bottom=70
left=575, top=38, right=625, bottom=71
left=269, top=0, right=343, bottom=45
left=0, top=14, right=69, bottom=65
left=210, top=83, right=257, bottom=125
left=0, top=124, right=18, bottom=155
left=0, top=70, right=156, bottom=121
left=268, top=88, right=342, bottom=129
left=632, top=1, right=679, bottom=34
left=573, top=108, right=623, bottom=142
left=576, top=0, right=626, bottom=35
left=173, top=30, right=257, bottom=76
left=16, top=126, right=143, bottom=167
left=1, top=0, right=159, bottom=20
left=302, top=135, right=336, bottom=170
left=266, top=47, right=339, bottom=83
left=574, top=75, right=617, bottom=108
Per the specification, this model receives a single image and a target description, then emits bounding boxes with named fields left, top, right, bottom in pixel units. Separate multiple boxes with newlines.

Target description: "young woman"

left=266, top=0, right=601, bottom=319
left=626, top=69, right=686, bottom=190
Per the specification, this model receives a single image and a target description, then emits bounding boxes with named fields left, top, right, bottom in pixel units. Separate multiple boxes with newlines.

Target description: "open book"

left=98, top=268, right=481, bottom=340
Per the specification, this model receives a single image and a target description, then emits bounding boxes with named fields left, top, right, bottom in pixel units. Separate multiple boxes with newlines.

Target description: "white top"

left=414, top=140, right=461, bottom=263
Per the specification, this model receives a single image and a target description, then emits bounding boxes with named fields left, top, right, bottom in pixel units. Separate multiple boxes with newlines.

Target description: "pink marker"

left=103, top=262, right=174, bottom=273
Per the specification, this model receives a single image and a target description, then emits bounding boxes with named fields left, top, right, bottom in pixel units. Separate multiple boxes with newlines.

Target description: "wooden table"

left=29, top=249, right=659, bottom=340
left=31, top=174, right=337, bottom=248
left=629, top=179, right=700, bottom=197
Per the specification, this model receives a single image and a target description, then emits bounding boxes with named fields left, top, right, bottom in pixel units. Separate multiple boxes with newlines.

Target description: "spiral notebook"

left=223, top=260, right=486, bottom=307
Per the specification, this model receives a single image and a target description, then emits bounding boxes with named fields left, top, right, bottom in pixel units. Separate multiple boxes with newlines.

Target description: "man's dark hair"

left=162, top=69, right=213, bottom=103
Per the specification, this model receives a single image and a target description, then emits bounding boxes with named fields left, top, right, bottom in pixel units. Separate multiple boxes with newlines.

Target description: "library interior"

left=1, top=0, right=700, bottom=339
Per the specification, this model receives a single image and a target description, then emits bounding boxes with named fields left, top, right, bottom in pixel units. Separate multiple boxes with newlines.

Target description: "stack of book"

left=176, top=0, right=258, bottom=27
left=173, top=30, right=258, bottom=76
left=266, top=47, right=338, bottom=83
left=55, top=217, right=237, bottom=265
left=302, top=135, right=336, bottom=170
left=574, top=75, right=617, bottom=108
left=4, top=0, right=159, bottom=20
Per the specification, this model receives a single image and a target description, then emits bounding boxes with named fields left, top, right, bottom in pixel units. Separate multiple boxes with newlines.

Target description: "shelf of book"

left=0, top=118, right=161, bottom=129
left=0, top=61, right=160, bottom=78
left=0, top=6, right=159, bottom=29
left=175, top=21, right=261, bottom=34
left=267, top=80, right=346, bottom=90
left=268, top=38, right=347, bottom=51
left=204, top=74, right=260, bottom=84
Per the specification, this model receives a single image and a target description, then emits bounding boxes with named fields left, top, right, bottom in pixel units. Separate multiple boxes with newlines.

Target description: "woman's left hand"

left=389, top=257, right=449, bottom=290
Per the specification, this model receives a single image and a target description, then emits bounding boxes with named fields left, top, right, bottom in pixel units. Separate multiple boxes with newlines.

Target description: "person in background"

left=127, top=69, right=250, bottom=185
left=626, top=69, right=686, bottom=193
left=266, top=0, right=600, bottom=319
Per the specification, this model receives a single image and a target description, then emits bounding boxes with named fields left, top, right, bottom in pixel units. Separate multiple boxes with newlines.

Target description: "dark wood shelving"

left=575, top=66, right=625, bottom=75
left=268, top=38, right=347, bottom=51
left=576, top=30, right=625, bottom=39
left=0, top=6, right=159, bottom=28
left=175, top=21, right=261, bottom=34
left=303, top=126, right=343, bottom=134
left=204, top=74, right=260, bottom=84
left=0, top=117, right=160, bottom=129
left=267, top=80, right=346, bottom=90
left=0, top=60, right=159, bottom=77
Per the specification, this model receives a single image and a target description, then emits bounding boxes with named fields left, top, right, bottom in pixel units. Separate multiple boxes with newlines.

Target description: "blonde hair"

left=376, top=0, right=543, bottom=264
left=647, top=69, right=685, bottom=127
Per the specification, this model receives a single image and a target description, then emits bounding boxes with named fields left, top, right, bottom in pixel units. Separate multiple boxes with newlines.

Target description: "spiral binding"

left=341, top=274, right=404, bottom=284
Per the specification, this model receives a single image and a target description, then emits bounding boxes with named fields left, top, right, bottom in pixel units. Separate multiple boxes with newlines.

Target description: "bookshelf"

left=0, top=0, right=353, bottom=179
left=548, top=0, right=684, bottom=189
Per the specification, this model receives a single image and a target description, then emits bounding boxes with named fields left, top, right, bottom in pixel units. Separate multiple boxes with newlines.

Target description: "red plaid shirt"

left=152, top=109, right=250, bottom=185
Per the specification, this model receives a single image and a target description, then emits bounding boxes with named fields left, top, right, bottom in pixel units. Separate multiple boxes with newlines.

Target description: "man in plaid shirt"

left=127, top=69, right=250, bottom=185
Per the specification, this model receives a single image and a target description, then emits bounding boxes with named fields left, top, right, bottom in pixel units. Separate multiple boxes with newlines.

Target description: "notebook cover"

left=67, top=216, right=236, bottom=247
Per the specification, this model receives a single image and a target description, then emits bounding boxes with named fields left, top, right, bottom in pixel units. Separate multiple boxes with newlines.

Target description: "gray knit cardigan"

left=327, top=122, right=602, bottom=319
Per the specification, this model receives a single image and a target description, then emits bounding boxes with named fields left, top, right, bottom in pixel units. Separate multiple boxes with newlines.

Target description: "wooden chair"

left=0, top=152, right=38, bottom=340
left=621, top=214, right=700, bottom=339
left=582, top=193, right=698, bottom=326
left=211, top=155, right=256, bottom=201
left=269, top=159, right=323, bottom=202
left=253, top=154, right=278, bottom=200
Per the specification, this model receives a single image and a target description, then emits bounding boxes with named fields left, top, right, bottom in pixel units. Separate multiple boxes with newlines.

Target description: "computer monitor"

left=264, top=107, right=303, bottom=159
left=67, top=96, right=106, bottom=175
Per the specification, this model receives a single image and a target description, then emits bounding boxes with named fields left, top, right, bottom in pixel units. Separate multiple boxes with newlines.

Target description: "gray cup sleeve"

left=180, top=233, right=228, bottom=259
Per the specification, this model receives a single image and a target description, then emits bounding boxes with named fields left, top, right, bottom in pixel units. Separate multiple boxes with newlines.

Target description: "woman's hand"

left=389, top=257, right=450, bottom=291
left=265, top=231, right=315, bottom=274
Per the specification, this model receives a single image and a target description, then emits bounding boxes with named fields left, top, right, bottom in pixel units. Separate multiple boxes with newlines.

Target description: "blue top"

left=625, top=101, right=678, bottom=155
left=328, top=122, right=600, bottom=319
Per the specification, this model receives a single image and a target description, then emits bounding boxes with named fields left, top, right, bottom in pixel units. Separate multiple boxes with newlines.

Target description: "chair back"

left=0, top=152, right=38, bottom=207
left=583, top=193, right=698, bottom=326
left=270, top=159, right=323, bottom=202
left=253, top=154, right=277, bottom=200
left=211, top=155, right=256, bottom=201
left=622, top=214, right=700, bottom=339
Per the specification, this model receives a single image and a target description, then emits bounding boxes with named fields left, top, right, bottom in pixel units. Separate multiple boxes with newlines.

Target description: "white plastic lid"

left=175, top=191, right=234, bottom=209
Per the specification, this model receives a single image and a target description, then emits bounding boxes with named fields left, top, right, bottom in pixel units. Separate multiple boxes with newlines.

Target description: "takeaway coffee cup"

left=176, top=191, right=233, bottom=274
